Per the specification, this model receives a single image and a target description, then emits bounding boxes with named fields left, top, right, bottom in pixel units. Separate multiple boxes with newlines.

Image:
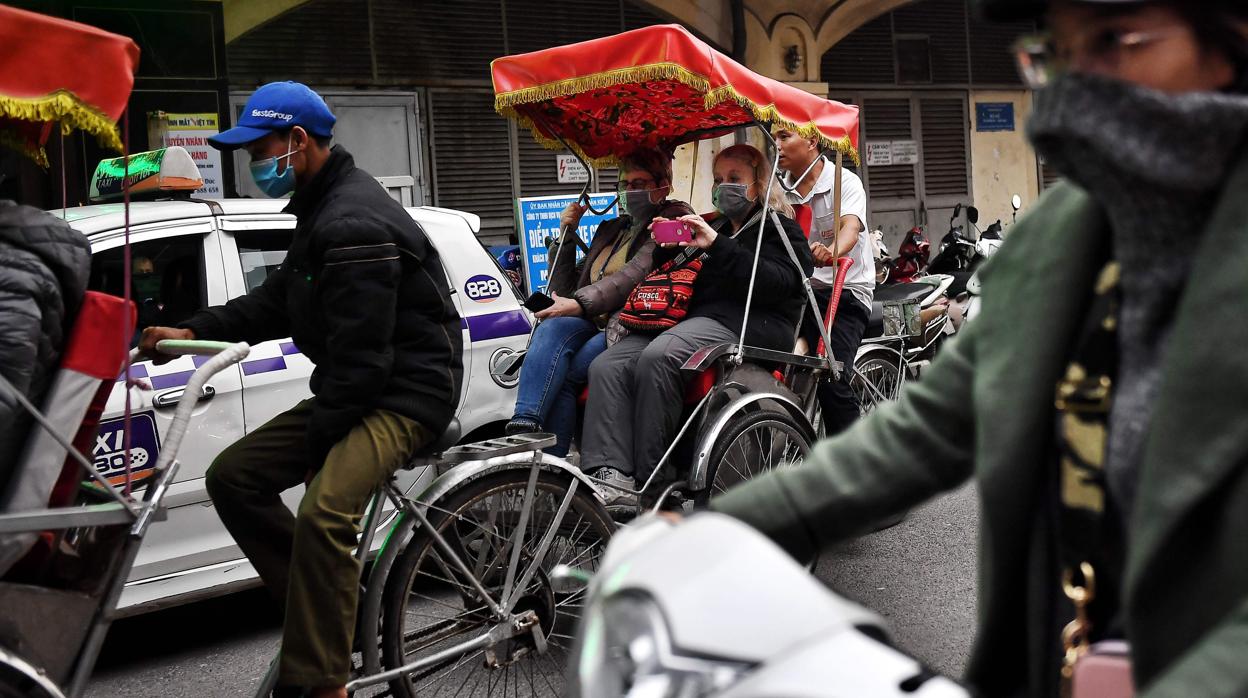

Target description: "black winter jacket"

left=0, top=201, right=91, bottom=484
left=182, top=147, right=463, bottom=460
left=655, top=206, right=813, bottom=351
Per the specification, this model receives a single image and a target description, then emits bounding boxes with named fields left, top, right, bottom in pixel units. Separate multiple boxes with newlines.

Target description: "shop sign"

left=516, top=193, right=618, bottom=294
left=148, top=112, right=225, bottom=197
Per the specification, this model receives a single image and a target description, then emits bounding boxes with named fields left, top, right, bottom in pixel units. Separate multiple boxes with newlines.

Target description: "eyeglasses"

left=619, top=177, right=658, bottom=192
left=1012, top=26, right=1187, bottom=88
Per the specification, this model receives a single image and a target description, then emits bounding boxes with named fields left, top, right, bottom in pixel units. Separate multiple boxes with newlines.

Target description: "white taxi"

left=59, top=157, right=530, bottom=614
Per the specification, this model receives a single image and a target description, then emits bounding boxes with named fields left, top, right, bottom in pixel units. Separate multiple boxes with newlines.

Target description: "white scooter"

left=565, top=513, right=971, bottom=697
left=949, top=194, right=1021, bottom=330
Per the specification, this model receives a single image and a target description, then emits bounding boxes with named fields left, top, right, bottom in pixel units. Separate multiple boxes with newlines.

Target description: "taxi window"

left=235, top=230, right=293, bottom=294
left=88, top=235, right=207, bottom=342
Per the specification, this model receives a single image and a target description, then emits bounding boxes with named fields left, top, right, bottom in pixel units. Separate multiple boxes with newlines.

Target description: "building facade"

left=3, top=0, right=1051, bottom=254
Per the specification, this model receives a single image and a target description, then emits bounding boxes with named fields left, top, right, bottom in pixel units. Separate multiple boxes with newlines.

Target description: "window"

left=895, top=36, right=933, bottom=84
left=88, top=235, right=207, bottom=341
left=235, top=230, right=294, bottom=293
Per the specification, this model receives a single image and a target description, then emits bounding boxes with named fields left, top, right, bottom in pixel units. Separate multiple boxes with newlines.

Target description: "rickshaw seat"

left=0, top=292, right=135, bottom=576
left=575, top=368, right=717, bottom=408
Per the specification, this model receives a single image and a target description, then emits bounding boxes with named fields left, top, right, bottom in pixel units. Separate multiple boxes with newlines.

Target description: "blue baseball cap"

left=208, top=81, right=336, bottom=150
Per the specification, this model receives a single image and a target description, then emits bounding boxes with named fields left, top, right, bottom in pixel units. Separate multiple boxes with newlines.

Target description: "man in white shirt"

left=776, top=128, right=874, bottom=435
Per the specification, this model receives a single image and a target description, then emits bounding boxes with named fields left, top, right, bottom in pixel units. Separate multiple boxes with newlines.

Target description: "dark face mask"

left=1028, top=71, right=1248, bottom=195
left=712, top=182, right=755, bottom=220
left=619, top=188, right=662, bottom=222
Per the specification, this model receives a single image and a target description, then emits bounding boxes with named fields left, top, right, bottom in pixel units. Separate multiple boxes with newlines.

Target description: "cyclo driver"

left=140, top=82, right=462, bottom=698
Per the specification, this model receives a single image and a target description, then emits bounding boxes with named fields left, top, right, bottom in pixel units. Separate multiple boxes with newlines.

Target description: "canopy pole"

left=733, top=145, right=783, bottom=364
left=830, top=149, right=843, bottom=255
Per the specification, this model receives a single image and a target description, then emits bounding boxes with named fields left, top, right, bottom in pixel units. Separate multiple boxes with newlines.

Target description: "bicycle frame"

left=0, top=340, right=250, bottom=698
left=253, top=434, right=603, bottom=696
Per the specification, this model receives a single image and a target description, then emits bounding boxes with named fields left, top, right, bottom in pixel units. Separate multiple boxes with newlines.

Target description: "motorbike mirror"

left=1011, top=194, right=1022, bottom=211
left=951, top=203, right=962, bottom=220
left=966, top=206, right=979, bottom=225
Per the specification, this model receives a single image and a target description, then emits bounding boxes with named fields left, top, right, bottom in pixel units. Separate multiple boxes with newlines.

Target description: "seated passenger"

left=578, top=144, right=814, bottom=507
left=505, top=149, right=693, bottom=456
left=0, top=200, right=90, bottom=492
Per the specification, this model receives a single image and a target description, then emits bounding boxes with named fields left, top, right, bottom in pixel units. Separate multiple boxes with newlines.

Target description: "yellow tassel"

left=0, top=90, right=125, bottom=157
left=0, top=129, right=49, bottom=168
left=494, top=63, right=712, bottom=112
left=495, top=64, right=861, bottom=168
left=704, top=86, right=861, bottom=166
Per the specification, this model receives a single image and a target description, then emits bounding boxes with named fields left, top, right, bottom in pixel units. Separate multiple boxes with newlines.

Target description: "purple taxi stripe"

left=118, top=363, right=150, bottom=382
left=242, top=356, right=287, bottom=376
left=193, top=355, right=211, bottom=367
left=149, top=370, right=195, bottom=390
left=280, top=341, right=300, bottom=356
left=464, top=309, right=531, bottom=342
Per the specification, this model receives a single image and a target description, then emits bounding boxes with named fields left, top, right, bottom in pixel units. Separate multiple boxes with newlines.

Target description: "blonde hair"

left=714, top=144, right=794, bottom=219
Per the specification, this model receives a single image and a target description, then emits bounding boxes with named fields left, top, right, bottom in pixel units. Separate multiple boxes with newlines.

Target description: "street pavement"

left=87, top=483, right=978, bottom=696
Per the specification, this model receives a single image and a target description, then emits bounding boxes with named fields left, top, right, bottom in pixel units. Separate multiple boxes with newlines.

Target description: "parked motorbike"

left=566, top=513, right=970, bottom=697
left=927, top=203, right=980, bottom=275
left=851, top=274, right=954, bottom=413
left=950, top=194, right=1021, bottom=329
left=885, top=226, right=930, bottom=284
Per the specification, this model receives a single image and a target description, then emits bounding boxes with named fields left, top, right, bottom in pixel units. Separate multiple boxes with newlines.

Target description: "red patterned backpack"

left=617, top=247, right=703, bottom=333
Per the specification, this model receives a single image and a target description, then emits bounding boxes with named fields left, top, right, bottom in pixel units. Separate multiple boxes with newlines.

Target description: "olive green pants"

left=205, top=398, right=430, bottom=687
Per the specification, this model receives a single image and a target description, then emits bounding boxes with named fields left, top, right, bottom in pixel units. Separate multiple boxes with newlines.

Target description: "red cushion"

left=683, top=369, right=716, bottom=404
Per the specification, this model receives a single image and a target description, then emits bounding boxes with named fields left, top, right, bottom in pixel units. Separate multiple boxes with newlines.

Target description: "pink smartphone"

left=653, top=220, right=694, bottom=244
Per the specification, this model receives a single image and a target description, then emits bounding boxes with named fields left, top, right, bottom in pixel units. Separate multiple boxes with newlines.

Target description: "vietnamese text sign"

left=516, top=193, right=618, bottom=295
left=149, top=112, right=224, bottom=197
left=975, top=102, right=1015, bottom=132
left=556, top=154, right=590, bottom=184
left=865, top=141, right=893, bottom=167
left=891, top=140, right=919, bottom=165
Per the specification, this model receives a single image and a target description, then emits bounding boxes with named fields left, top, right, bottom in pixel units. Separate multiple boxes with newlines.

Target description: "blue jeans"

left=511, top=316, right=607, bottom=457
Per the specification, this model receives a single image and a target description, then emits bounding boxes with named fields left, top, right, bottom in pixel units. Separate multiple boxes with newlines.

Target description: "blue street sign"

left=975, top=102, right=1015, bottom=132
left=516, top=193, right=619, bottom=295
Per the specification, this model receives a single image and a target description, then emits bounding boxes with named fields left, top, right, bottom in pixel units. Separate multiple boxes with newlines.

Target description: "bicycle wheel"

left=850, top=351, right=903, bottom=414
left=381, top=469, right=613, bottom=697
left=696, top=409, right=812, bottom=506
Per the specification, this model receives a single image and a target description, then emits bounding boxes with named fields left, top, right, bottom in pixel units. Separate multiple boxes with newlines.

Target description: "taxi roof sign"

left=89, top=146, right=204, bottom=203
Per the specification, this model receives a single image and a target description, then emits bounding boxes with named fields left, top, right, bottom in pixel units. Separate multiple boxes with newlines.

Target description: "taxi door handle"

left=153, top=384, right=216, bottom=409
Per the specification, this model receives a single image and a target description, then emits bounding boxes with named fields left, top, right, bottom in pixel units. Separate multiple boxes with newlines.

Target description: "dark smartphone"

left=523, top=292, right=555, bottom=312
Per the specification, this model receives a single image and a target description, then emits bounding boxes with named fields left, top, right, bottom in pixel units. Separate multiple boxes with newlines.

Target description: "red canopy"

left=492, top=24, right=859, bottom=167
left=0, top=5, right=139, bottom=166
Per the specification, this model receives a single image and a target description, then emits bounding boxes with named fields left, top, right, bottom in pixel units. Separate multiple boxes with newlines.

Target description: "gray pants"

left=580, top=316, right=737, bottom=482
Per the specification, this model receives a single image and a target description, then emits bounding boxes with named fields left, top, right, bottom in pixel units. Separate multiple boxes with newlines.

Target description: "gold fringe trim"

left=0, top=129, right=49, bottom=167
left=495, top=63, right=860, bottom=167
left=0, top=90, right=126, bottom=158
left=704, top=85, right=860, bottom=166
left=494, top=63, right=712, bottom=111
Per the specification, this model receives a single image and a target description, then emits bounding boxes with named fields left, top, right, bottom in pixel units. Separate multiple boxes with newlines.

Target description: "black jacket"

left=656, top=207, right=813, bottom=351
left=182, top=147, right=463, bottom=460
left=0, top=201, right=91, bottom=484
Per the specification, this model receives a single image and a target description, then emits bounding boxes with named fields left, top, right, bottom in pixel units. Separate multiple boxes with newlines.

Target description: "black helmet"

left=973, top=0, right=1147, bottom=22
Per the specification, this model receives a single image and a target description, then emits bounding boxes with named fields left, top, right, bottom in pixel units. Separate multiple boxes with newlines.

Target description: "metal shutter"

left=372, top=0, right=505, bottom=83
left=919, top=97, right=969, bottom=196
left=505, top=0, right=624, bottom=55
left=227, top=0, right=373, bottom=85
left=862, top=98, right=915, bottom=199
left=1041, top=157, right=1063, bottom=190
left=821, top=16, right=894, bottom=85
left=969, top=16, right=1034, bottom=85
left=518, top=139, right=584, bottom=198
left=893, top=0, right=969, bottom=85
left=429, top=90, right=515, bottom=233
left=829, top=94, right=862, bottom=176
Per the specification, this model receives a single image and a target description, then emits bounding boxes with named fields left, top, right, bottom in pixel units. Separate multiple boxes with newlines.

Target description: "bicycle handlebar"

left=124, top=340, right=252, bottom=475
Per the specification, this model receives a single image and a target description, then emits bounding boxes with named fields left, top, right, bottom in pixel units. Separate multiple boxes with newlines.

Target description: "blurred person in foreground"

left=706, top=2, right=1248, bottom=696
